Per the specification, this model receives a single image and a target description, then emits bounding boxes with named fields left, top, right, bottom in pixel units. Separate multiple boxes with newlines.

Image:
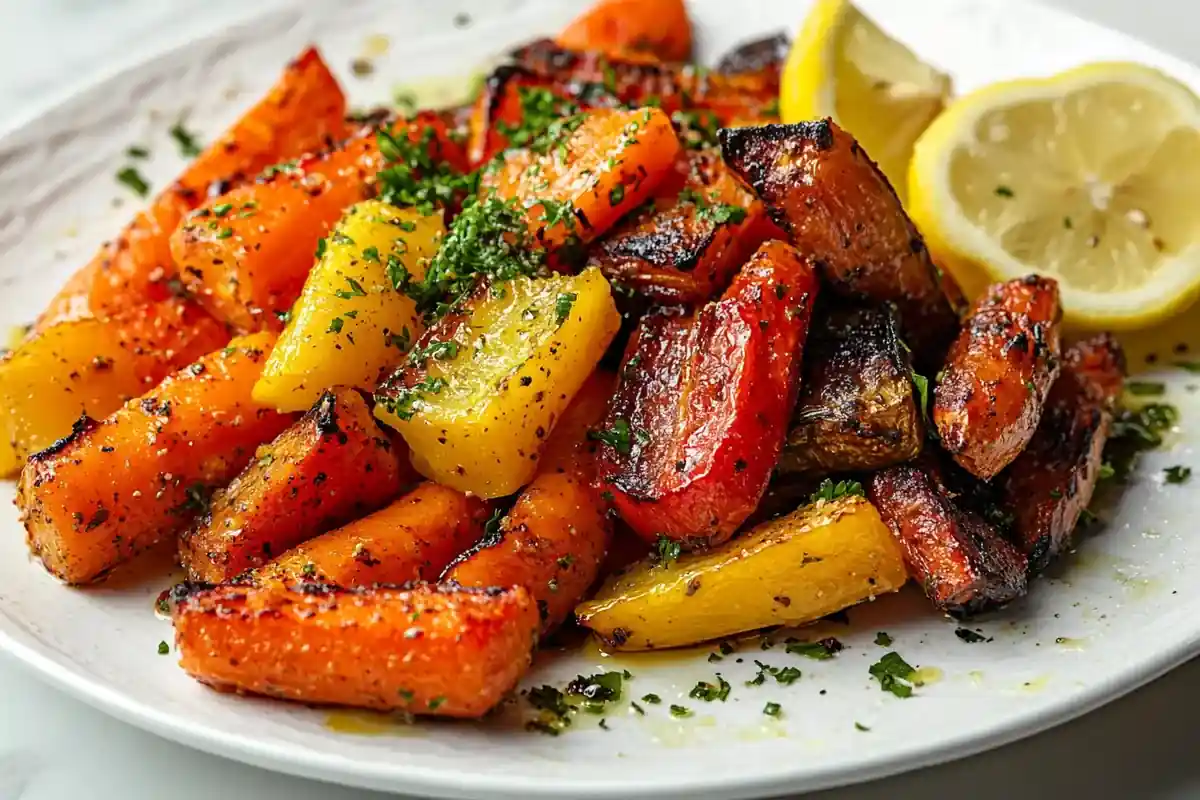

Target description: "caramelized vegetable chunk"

left=444, top=372, right=614, bottom=636
left=0, top=300, right=227, bottom=475
left=255, top=482, right=489, bottom=588
left=482, top=107, right=682, bottom=251
left=376, top=269, right=619, bottom=498
left=41, top=47, right=347, bottom=326
left=1003, top=334, right=1124, bottom=574
left=780, top=304, right=923, bottom=474
left=172, top=582, right=538, bottom=717
left=719, top=119, right=960, bottom=364
left=599, top=240, right=818, bottom=547
left=556, top=0, right=694, bottom=62
left=18, top=334, right=292, bottom=584
left=589, top=148, right=772, bottom=303
left=716, top=33, right=789, bottom=84
left=867, top=454, right=1028, bottom=616
left=180, top=388, right=406, bottom=583
left=253, top=201, right=444, bottom=412
left=935, top=276, right=1062, bottom=479
left=577, top=495, right=907, bottom=650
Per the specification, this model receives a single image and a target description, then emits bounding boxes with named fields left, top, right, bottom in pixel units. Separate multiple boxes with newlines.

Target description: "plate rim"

left=1, top=0, right=1199, bottom=797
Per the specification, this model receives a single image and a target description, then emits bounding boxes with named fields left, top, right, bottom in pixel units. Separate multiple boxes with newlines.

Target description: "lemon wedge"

left=780, top=0, right=951, bottom=201
left=909, top=62, right=1200, bottom=330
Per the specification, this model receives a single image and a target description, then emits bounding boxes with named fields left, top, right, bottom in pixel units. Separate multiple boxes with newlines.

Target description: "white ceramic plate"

left=0, top=0, right=1198, bottom=798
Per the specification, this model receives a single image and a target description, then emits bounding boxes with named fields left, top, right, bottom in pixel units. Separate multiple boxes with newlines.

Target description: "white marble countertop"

left=0, top=1, right=1198, bottom=798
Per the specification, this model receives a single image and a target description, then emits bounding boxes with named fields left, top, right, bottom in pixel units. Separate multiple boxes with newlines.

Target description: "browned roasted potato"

left=1002, top=334, right=1125, bottom=574
left=719, top=119, right=961, bottom=365
left=867, top=453, right=1028, bottom=616
left=179, top=388, right=410, bottom=583
left=589, top=148, right=776, bottom=304
left=779, top=304, right=923, bottom=474
left=934, top=276, right=1063, bottom=479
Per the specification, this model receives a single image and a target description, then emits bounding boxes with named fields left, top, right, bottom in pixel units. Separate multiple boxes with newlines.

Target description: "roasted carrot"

left=171, top=582, right=539, bottom=717
left=173, top=113, right=466, bottom=331
left=443, top=371, right=614, bottom=636
left=253, top=482, right=489, bottom=588
left=18, top=333, right=292, bottom=584
left=935, top=276, right=1063, bottom=479
left=466, top=67, right=595, bottom=167
left=40, top=48, right=347, bottom=328
left=557, top=0, right=693, bottom=62
left=179, top=388, right=407, bottom=583
left=0, top=299, right=228, bottom=475
left=481, top=107, right=682, bottom=252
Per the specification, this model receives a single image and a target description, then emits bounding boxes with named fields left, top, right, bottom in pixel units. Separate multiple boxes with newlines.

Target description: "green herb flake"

left=911, top=370, right=930, bottom=418
left=874, top=631, right=893, bottom=647
left=609, top=184, right=626, bottom=206
left=641, top=693, right=662, bottom=704
left=689, top=675, right=731, bottom=702
left=994, top=185, right=1014, bottom=198
left=212, top=202, right=234, bottom=217
left=653, top=534, right=681, bottom=567
left=869, top=651, right=917, bottom=698
left=1164, top=465, right=1192, bottom=484
left=215, top=227, right=233, bottom=240
left=809, top=478, right=864, bottom=504
left=169, top=121, right=203, bottom=158
left=1126, top=380, right=1166, bottom=397
left=116, top=166, right=150, bottom=198
left=327, top=317, right=345, bottom=334
left=315, top=237, right=328, bottom=260
left=334, top=277, right=368, bottom=299
left=590, top=418, right=634, bottom=454
left=126, top=145, right=150, bottom=159
left=763, top=702, right=782, bottom=718
left=785, top=638, right=843, bottom=660
left=669, top=704, right=692, bottom=718
left=555, top=292, right=578, bottom=325
left=157, top=640, right=170, bottom=655
left=855, top=722, right=870, bottom=732
left=362, top=245, right=381, bottom=263
left=955, top=628, right=988, bottom=643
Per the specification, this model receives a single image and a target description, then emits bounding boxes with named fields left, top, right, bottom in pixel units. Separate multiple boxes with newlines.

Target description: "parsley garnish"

left=327, top=317, right=344, bottom=334
left=590, top=418, right=634, bottom=454
left=126, top=145, right=150, bottom=159
left=641, top=693, right=662, bottom=704
left=669, top=704, right=692, bottom=718
left=652, top=534, right=681, bottom=566
left=689, top=675, right=731, bottom=702
left=955, top=628, right=988, bottom=643
left=869, top=652, right=917, bottom=698
left=1126, top=380, right=1166, bottom=397
left=169, top=121, right=203, bottom=158
left=157, top=640, right=170, bottom=655
left=1164, top=465, right=1192, bottom=484
left=809, top=478, right=864, bottom=504
left=554, top=292, right=577, bottom=325
left=116, top=166, right=150, bottom=197
left=874, top=632, right=893, bottom=647
left=376, top=125, right=478, bottom=216
left=378, top=375, right=448, bottom=421
left=994, top=185, right=1014, bottom=198
left=785, top=638, right=843, bottom=660
left=763, top=702, right=782, bottom=717
left=911, top=370, right=930, bottom=418
left=334, top=277, right=368, bottom=299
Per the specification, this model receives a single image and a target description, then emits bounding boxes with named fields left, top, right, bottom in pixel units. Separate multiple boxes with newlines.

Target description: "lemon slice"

left=780, top=0, right=951, bottom=201
left=909, top=62, right=1200, bottom=329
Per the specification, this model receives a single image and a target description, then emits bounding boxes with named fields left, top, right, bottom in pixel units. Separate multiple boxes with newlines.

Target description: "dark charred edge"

left=482, top=64, right=540, bottom=129
left=28, top=414, right=99, bottom=462
left=510, top=38, right=579, bottom=74
left=1025, top=533, right=1055, bottom=578
left=598, top=219, right=716, bottom=272
left=309, top=390, right=341, bottom=436
left=439, top=498, right=520, bottom=576
left=716, top=32, right=790, bottom=75
left=719, top=119, right=834, bottom=159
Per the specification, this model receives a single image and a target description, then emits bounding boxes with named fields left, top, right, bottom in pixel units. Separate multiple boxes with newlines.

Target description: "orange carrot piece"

left=557, top=0, right=693, bottom=62
left=443, top=372, right=614, bottom=636
left=254, top=482, right=489, bottom=588
left=172, top=582, right=539, bottom=717
left=481, top=107, right=681, bottom=251
left=40, top=48, right=348, bottom=328
left=179, top=388, right=406, bottom=583
left=18, top=333, right=293, bottom=584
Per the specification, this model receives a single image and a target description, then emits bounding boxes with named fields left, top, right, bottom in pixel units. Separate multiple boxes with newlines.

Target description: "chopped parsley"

left=327, top=317, right=345, bottom=334
left=1173, top=361, right=1200, bottom=373
left=609, top=184, right=626, bottom=206
left=527, top=672, right=627, bottom=733
left=497, top=87, right=580, bottom=151
left=955, top=628, right=988, bottom=643
left=874, top=632, right=893, bottom=647
left=689, top=675, right=731, bottom=702
left=994, top=185, right=1014, bottom=198
left=1126, top=380, right=1166, bottom=397
left=748, top=660, right=801, bottom=686
left=669, top=704, right=693, bottom=718
left=677, top=188, right=748, bottom=225
left=809, top=478, right=864, bottom=504
left=376, top=125, right=478, bottom=217
left=911, top=370, right=930, bottom=418
left=157, top=640, right=170, bottom=655
left=670, top=109, right=720, bottom=150
left=334, top=277, right=368, bottom=299
left=211, top=202, right=234, bottom=217
left=1102, top=402, right=1178, bottom=481
left=855, top=722, right=870, bottom=732
left=590, top=418, right=634, bottom=454
left=641, top=693, right=662, bottom=704
left=869, top=651, right=917, bottom=698
left=1164, top=465, right=1192, bottom=484
left=785, top=638, right=843, bottom=660
left=763, top=702, right=782, bottom=718
left=169, top=121, right=203, bottom=158
left=378, top=375, right=448, bottom=421
left=653, top=534, right=681, bottom=567
left=126, top=145, right=150, bottom=159
left=555, top=292, right=577, bottom=325
left=116, top=166, right=150, bottom=197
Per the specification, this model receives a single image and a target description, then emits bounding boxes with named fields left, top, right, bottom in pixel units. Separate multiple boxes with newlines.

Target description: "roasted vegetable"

left=18, top=333, right=292, bottom=584
left=934, top=276, right=1062, bottom=479
left=254, top=482, right=489, bottom=588
left=173, top=114, right=465, bottom=331
left=180, top=388, right=406, bottom=583
left=780, top=304, right=923, bottom=474
left=376, top=268, right=619, bottom=498
left=253, top=201, right=444, bottom=412
left=599, top=240, right=818, bottom=547
left=172, top=582, right=538, bottom=717
left=482, top=107, right=682, bottom=252
left=867, top=454, right=1028, bottom=616
left=588, top=147, right=773, bottom=303
left=0, top=300, right=227, bottom=475
left=556, top=0, right=693, bottom=62
left=576, top=495, right=907, bottom=650
left=444, top=371, right=614, bottom=636
left=1003, top=334, right=1124, bottom=574
left=40, top=47, right=347, bottom=327
left=719, top=119, right=960, bottom=365
left=716, top=32, right=789, bottom=82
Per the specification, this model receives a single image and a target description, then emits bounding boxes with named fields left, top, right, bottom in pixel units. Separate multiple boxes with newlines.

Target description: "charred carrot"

left=481, top=107, right=682, bottom=252
left=171, top=582, right=539, bottom=717
left=254, top=483, right=489, bottom=588
left=557, top=0, right=693, bottom=62
left=444, top=372, right=614, bottom=636
left=0, top=299, right=228, bottom=474
left=179, top=388, right=406, bottom=583
left=18, top=333, right=293, bottom=584
left=40, top=48, right=348, bottom=328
